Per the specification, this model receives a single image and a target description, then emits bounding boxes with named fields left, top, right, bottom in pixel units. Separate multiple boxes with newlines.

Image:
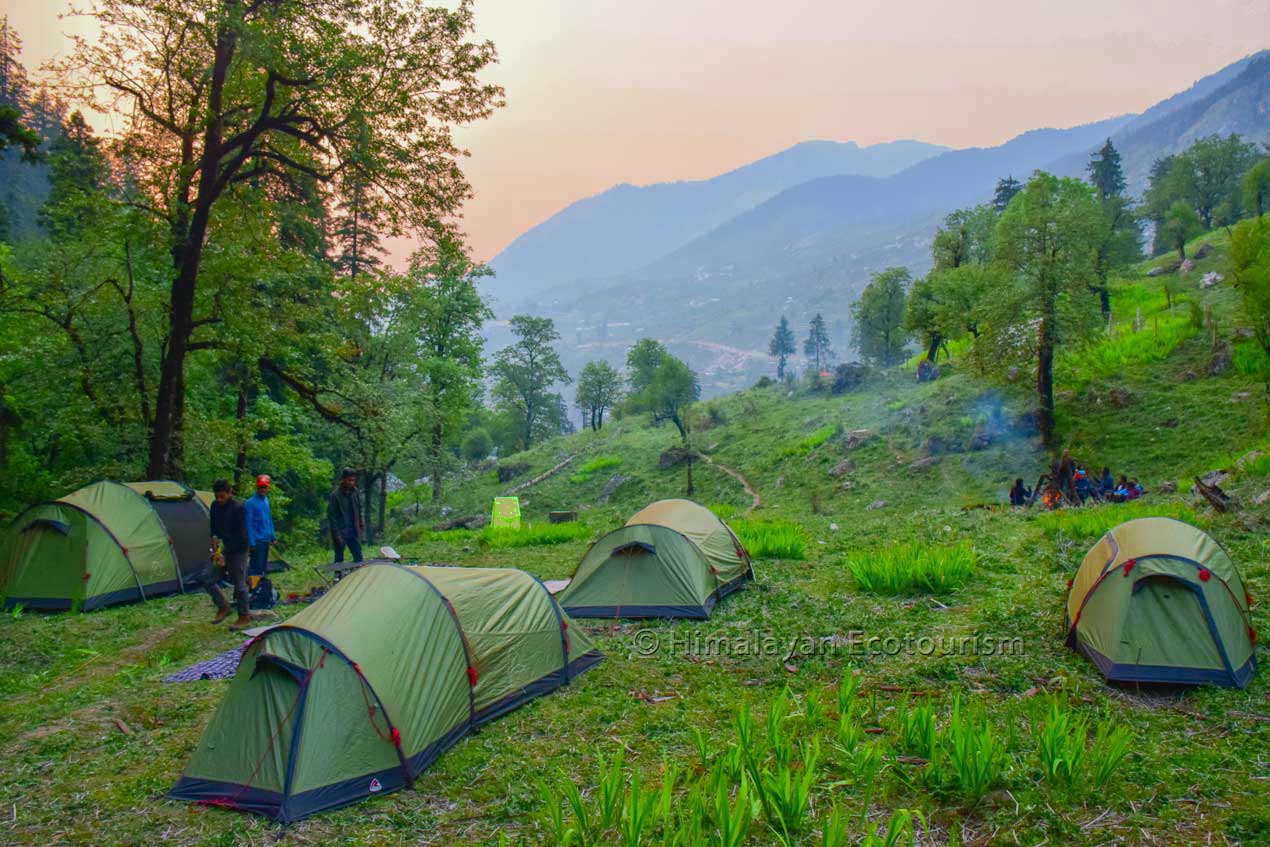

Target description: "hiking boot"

left=212, top=607, right=231, bottom=624
left=228, top=614, right=253, bottom=630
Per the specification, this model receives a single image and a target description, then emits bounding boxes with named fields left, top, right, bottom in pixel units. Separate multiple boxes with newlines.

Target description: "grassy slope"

left=1, top=233, right=1267, bottom=846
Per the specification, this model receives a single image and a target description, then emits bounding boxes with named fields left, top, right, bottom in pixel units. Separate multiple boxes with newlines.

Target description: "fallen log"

left=1193, top=476, right=1233, bottom=513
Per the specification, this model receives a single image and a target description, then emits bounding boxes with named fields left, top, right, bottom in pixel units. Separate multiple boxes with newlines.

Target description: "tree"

left=932, top=205, right=995, bottom=270
left=0, top=104, right=39, bottom=161
left=1090, top=194, right=1141, bottom=317
left=625, top=337, right=669, bottom=396
left=1244, top=159, right=1270, bottom=219
left=39, top=111, right=108, bottom=240
left=575, top=360, right=622, bottom=431
left=850, top=268, right=910, bottom=366
left=1087, top=138, right=1126, bottom=201
left=412, top=235, right=492, bottom=503
left=993, top=176, right=1023, bottom=214
left=1183, top=135, right=1260, bottom=227
left=992, top=172, right=1104, bottom=448
left=1228, top=217, right=1270, bottom=394
left=803, top=313, right=832, bottom=374
left=768, top=315, right=796, bottom=379
left=628, top=351, right=700, bottom=494
left=491, top=315, right=571, bottom=450
left=1162, top=201, right=1202, bottom=260
left=64, top=0, right=504, bottom=478
left=904, top=275, right=944, bottom=362
left=459, top=427, right=492, bottom=462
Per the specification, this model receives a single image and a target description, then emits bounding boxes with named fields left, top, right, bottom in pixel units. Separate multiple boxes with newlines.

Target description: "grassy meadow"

left=1, top=232, right=1267, bottom=845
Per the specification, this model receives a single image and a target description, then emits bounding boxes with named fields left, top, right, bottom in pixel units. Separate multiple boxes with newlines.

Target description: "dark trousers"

left=334, top=531, right=363, bottom=564
left=248, top=542, right=270, bottom=577
left=204, top=551, right=249, bottom=616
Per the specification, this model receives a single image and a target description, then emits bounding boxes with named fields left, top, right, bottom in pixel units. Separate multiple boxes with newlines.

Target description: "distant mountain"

left=485, top=139, right=947, bottom=306
left=484, top=53, right=1270, bottom=397
left=1049, top=50, right=1270, bottom=189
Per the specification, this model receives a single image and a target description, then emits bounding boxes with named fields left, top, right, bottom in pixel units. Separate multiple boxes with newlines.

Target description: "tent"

left=1065, top=517, right=1256, bottom=688
left=170, top=563, right=602, bottom=822
left=557, top=499, right=753, bottom=618
left=1, top=480, right=210, bottom=611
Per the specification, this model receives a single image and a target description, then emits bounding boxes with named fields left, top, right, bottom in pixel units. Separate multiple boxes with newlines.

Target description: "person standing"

left=206, top=479, right=251, bottom=628
left=244, top=474, right=277, bottom=577
left=328, top=467, right=365, bottom=564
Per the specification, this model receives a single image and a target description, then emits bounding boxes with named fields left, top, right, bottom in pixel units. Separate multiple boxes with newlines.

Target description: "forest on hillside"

left=2, top=6, right=1269, bottom=546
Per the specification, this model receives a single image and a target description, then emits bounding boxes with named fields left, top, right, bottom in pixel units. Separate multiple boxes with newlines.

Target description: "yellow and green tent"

left=0, top=480, right=210, bottom=611
left=557, top=499, right=754, bottom=619
left=1065, top=517, right=1255, bottom=688
left=170, top=563, right=602, bottom=822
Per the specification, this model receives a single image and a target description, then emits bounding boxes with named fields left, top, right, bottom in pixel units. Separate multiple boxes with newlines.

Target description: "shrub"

left=1232, top=341, right=1269, bottom=377
left=1035, top=501, right=1201, bottom=539
left=481, top=522, right=590, bottom=548
left=570, top=455, right=621, bottom=484
left=779, top=424, right=837, bottom=458
left=732, top=518, right=808, bottom=560
left=460, top=428, right=493, bottom=462
left=846, top=541, right=976, bottom=595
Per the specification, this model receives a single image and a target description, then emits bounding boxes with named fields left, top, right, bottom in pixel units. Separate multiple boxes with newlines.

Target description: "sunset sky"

left=4, top=0, right=1267, bottom=261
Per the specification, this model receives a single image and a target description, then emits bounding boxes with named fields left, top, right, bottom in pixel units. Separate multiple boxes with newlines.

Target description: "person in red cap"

left=244, top=473, right=277, bottom=578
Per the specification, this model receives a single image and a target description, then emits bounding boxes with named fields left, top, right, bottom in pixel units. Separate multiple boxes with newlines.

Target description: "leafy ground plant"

left=480, top=522, right=591, bottom=548
left=1034, top=501, right=1201, bottom=539
left=846, top=541, right=976, bottom=595
left=779, top=424, right=837, bottom=458
left=571, top=455, right=622, bottom=484
left=732, top=519, right=807, bottom=560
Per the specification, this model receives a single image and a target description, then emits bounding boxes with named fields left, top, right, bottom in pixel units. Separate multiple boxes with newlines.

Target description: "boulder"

left=1179, top=258, right=1195, bottom=274
left=434, top=514, right=488, bottom=531
left=829, top=459, right=855, bottom=478
left=915, top=359, right=941, bottom=383
left=832, top=362, right=872, bottom=394
left=843, top=429, right=872, bottom=450
left=496, top=461, right=530, bottom=483
left=1253, top=490, right=1270, bottom=507
left=598, top=474, right=629, bottom=503
left=968, top=431, right=994, bottom=451
left=1209, top=342, right=1232, bottom=376
left=910, top=456, right=940, bottom=471
left=1158, top=480, right=1177, bottom=493
left=1200, top=271, right=1223, bottom=289
left=1194, top=243, right=1213, bottom=260
left=924, top=435, right=954, bottom=456
left=658, top=446, right=695, bottom=470
left=866, top=499, right=888, bottom=511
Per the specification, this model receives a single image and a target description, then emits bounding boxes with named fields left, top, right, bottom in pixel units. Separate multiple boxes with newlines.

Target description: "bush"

left=1035, top=501, right=1202, bottom=539
left=460, top=428, right=493, bottom=462
left=846, top=541, right=976, bottom=595
left=570, top=455, right=621, bottom=484
left=480, top=522, right=591, bottom=548
left=732, top=518, right=807, bottom=560
left=778, top=424, right=837, bottom=458
left=831, top=363, right=870, bottom=394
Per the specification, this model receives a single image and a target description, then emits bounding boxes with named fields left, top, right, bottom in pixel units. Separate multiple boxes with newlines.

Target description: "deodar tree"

left=64, top=0, right=503, bottom=478
left=991, top=172, right=1103, bottom=448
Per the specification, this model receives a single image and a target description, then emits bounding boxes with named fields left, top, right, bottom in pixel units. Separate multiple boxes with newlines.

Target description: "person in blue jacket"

left=244, top=474, right=277, bottom=577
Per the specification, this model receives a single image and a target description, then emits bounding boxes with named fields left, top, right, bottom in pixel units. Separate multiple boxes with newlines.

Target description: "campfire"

left=1042, top=488, right=1062, bottom=510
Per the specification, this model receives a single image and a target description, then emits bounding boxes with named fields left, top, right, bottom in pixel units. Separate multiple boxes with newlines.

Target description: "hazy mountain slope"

left=485, top=139, right=947, bottom=306
left=1048, top=51, right=1270, bottom=189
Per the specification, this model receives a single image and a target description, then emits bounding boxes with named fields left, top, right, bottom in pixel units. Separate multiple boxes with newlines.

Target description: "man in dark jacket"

left=206, top=478, right=251, bottom=628
left=327, top=467, right=365, bottom=565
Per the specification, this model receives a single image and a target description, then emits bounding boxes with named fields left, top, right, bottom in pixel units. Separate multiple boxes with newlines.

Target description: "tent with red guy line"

left=169, top=562, right=602, bottom=822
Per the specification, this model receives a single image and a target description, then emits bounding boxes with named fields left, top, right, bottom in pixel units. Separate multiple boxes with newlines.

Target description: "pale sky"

left=4, top=0, right=1268, bottom=260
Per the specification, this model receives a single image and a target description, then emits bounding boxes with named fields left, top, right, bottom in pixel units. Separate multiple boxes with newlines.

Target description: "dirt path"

left=701, top=455, right=761, bottom=513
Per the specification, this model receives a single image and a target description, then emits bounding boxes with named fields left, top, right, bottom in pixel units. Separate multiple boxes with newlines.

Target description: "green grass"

left=778, top=424, right=837, bottom=458
left=845, top=541, right=977, bottom=595
left=731, top=518, right=808, bottom=560
left=480, top=522, right=592, bottom=548
left=1033, top=501, right=1203, bottom=539
left=1232, top=341, right=1269, bottom=378
left=1061, top=314, right=1198, bottom=386
left=570, top=455, right=622, bottom=483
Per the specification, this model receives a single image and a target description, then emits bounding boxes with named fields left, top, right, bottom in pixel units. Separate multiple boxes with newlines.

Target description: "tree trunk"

left=233, top=381, right=248, bottom=487
left=378, top=471, right=387, bottom=536
left=1098, top=286, right=1110, bottom=318
left=430, top=421, right=444, bottom=503
left=1037, top=313, right=1056, bottom=449
left=925, top=333, right=942, bottom=363
left=361, top=472, right=375, bottom=545
left=146, top=23, right=237, bottom=479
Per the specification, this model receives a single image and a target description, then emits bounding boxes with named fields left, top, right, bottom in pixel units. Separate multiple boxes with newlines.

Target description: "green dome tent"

left=557, top=499, right=754, bottom=619
left=1, top=480, right=210, bottom=611
left=170, top=563, right=602, bottom=822
left=1065, top=517, right=1256, bottom=688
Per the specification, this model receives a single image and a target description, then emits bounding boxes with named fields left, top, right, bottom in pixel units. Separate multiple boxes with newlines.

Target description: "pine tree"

left=40, top=111, right=108, bottom=239
left=803, top=313, right=832, bottom=374
left=992, top=176, right=1022, bottom=213
left=1087, top=138, right=1126, bottom=201
left=768, top=315, right=795, bottom=379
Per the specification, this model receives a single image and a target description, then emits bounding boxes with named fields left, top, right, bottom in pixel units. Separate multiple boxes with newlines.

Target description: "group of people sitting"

left=1008, top=451, right=1145, bottom=509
